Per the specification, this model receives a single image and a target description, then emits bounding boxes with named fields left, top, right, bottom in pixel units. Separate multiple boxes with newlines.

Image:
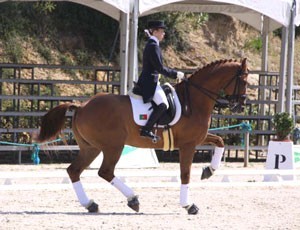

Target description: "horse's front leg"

left=201, top=133, right=225, bottom=180
left=179, top=143, right=199, bottom=215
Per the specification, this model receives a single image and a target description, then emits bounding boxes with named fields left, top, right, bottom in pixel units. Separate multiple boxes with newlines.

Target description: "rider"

left=137, top=20, right=184, bottom=140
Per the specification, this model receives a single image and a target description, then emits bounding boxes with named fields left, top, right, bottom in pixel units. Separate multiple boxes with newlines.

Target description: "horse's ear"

left=241, top=58, right=247, bottom=70
left=241, top=58, right=247, bottom=65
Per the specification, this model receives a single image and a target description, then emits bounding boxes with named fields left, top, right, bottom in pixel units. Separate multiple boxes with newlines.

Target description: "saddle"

left=157, top=84, right=176, bottom=125
left=129, top=83, right=181, bottom=127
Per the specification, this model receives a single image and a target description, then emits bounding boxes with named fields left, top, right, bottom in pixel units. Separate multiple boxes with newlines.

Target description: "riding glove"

left=177, top=71, right=185, bottom=81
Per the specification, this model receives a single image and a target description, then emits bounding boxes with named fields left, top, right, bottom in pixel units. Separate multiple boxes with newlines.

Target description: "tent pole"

left=120, top=12, right=129, bottom=95
left=278, top=27, right=288, bottom=113
left=260, top=16, right=269, bottom=116
left=258, top=16, right=269, bottom=147
left=128, top=0, right=139, bottom=90
left=261, top=16, right=269, bottom=72
left=286, top=0, right=296, bottom=115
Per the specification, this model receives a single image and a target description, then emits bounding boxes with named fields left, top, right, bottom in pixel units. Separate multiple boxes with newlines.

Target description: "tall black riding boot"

left=140, top=103, right=167, bottom=141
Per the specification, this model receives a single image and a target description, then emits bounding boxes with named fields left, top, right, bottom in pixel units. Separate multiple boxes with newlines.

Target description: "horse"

left=37, top=58, right=249, bottom=215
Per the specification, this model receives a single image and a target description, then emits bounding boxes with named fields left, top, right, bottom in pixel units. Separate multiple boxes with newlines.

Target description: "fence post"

left=244, top=129, right=250, bottom=167
left=18, top=150, right=22, bottom=164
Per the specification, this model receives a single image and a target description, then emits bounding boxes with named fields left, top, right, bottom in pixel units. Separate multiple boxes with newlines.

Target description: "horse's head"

left=222, top=58, right=249, bottom=113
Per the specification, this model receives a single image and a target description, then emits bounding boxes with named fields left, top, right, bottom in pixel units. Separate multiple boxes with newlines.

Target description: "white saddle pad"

left=128, top=83, right=182, bottom=127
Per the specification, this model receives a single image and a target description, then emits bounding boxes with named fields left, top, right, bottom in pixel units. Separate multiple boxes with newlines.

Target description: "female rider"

left=136, top=20, right=184, bottom=141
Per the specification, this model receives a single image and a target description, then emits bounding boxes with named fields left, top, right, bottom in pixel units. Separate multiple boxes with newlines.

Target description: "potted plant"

left=265, top=112, right=296, bottom=180
left=273, top=112, right=294, bottom=141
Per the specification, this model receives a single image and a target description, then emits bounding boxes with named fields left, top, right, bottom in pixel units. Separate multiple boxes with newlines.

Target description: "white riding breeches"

left=153, top=84, right=169, bottom=109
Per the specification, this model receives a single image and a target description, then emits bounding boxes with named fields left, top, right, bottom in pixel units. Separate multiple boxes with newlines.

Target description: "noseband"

left=181, top=67, right=247, bottom=115
left=222, top=68, right=247, bottom=103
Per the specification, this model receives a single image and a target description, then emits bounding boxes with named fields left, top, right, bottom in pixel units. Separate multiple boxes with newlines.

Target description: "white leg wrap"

left=111, top=177, right=135, bottom=199
left=211, top=147, right=224, bottom=170
left=180, top=184, right=190, bottom=207
left=72, top=181, right=90, bottom=207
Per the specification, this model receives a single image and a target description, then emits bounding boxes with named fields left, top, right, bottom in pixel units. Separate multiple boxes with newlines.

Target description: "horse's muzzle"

left=239, top=94, right=247, bottom=104
left=230, top=103, right=244, bottom=113
left=228, top=94, right=247, bottom=113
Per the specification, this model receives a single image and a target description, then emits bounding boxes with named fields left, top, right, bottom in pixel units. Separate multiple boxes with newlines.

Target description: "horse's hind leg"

left=67, top=146, right=100, bottom=212
left=98, top=145, right=139, bottom=212
left=201, top=133, right=225, bottom=180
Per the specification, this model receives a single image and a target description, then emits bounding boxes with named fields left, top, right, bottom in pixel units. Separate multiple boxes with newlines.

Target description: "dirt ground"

left=0, top=162, right=300, bottom=230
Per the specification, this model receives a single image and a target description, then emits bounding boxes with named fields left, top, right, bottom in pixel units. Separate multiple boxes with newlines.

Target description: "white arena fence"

left=0, top=168, right=300, bottom=191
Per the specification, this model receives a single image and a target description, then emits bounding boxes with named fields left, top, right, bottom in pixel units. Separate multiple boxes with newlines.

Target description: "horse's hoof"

left=185, top=203, right=199, bottom=215
left=127, top=195, right=140, bottom=212
left=201, top=166, right=214, bottom=180
left=86, top=200, right=99, bottom=213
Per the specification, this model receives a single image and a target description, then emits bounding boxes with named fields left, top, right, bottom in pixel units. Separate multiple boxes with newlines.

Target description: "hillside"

left=163, top=15, right=282, bottom=72
left=0, top=2, right=296, bottom=82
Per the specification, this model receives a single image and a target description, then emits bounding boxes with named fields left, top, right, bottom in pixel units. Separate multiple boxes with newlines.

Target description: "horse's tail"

left=37, top=103, right=80, bottom=142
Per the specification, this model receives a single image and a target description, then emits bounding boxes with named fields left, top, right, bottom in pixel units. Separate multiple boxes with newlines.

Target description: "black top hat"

left=147, top=20, right=166, bottom=29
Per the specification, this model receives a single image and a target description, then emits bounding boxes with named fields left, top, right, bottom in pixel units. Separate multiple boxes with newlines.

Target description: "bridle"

left=180, top=67, right=248, bottom=115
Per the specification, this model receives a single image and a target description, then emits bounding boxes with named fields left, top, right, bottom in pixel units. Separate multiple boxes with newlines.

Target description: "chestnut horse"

left=37, top=58, right=248, bottom=215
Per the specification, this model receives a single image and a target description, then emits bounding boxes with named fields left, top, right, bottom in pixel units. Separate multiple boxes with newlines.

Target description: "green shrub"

left=36, top=43, right=53, bottom=63
left=75, top=50, right=92, bottom=66
left=244, top=37, right=262, bottom=53
left=3, top=34, right=23, bottom=63
left=273, top=112, right=294, bottom=140
left=59, top=54, right=73, bottom=66
left=138, top=12, right=206, bottom=53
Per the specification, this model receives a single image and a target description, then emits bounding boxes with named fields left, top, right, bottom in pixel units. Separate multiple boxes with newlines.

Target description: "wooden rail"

left=0, top=65, right=294, bottom=162
left=0, top=145, right=79, bottom=164
left=0, top=142, right=268, bottom=165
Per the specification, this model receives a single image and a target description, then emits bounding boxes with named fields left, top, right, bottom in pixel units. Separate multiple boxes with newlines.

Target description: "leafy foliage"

left=3, top=33, right=24, bottom=63
left=243, top=37, right=262, bottom=53
left=273, top=112, right=294, bottom=140
left=138, top=12, right=208, bottom=51
left=0, top=2, right=119, bottom=64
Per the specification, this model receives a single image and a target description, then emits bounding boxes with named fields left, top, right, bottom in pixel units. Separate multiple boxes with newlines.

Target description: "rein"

left=181, top=67, right=246, bottom=115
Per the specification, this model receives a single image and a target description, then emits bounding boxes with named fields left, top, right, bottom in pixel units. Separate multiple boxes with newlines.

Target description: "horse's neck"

left=176, top=81, right=216, bottom=118
left=191, top=74, right=222, bottom=103
left=177, top=67, right=232, bottom=117
left=191, top=90, right=216, bottom=116
left=194, top=69, right=226, bottom=91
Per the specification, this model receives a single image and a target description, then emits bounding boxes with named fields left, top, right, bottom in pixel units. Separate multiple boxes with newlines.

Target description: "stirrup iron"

left=152, top=135, right=160, bottom=143
left=152, top=128, right=160, bottom=143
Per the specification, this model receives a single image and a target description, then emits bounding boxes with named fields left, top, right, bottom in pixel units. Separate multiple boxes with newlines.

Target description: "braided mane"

left=190, top=59, right=238, bottom=77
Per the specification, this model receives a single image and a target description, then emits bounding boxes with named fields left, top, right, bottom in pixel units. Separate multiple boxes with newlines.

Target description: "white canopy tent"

left=295, top=0, right=300, bottom=26
left=139, top=0, right=291, bottom=31
left=128, top=0, right=296, bottom=114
